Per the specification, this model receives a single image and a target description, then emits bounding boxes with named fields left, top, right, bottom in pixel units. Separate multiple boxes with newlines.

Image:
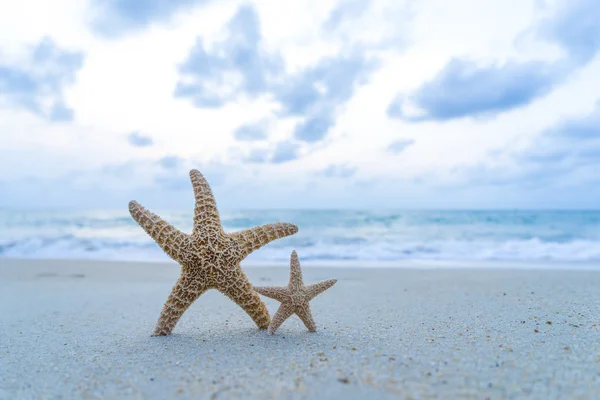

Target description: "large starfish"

left=129, top=169, right=298, bottom=336
left=254, top=250, right=337, bottom=335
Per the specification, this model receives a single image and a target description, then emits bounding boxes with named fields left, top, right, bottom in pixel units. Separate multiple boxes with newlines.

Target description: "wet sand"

left=1, top=258, right=600, bottom=399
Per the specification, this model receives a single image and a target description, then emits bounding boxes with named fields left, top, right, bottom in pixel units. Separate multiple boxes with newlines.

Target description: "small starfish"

left=129, top=169, right=298, bottom=336
left=254, top=250, right=337, bottom=335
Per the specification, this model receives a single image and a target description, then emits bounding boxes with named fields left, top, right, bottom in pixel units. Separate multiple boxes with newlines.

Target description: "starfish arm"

left=305, top=279, right=337, bottom=301
left=295, top=304, right=317, bottom=332
left=253, top=286, right=290, bottom=302
left=229, top=223, right=298, bottom=260
left=219, top=271, right=271, bottom=330
left=129, top=200, right=190, bottom=263
left=153, top=276, right=206, bottom=336
left=267, top=303, right=295, bottom=335
left=189, top=169, right=222, bottom=234
left=288, top=250, right=304, bottom=290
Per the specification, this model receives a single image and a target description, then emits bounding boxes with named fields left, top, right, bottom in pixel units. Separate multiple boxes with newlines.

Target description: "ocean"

left=1, top=209, right=599, bottom=266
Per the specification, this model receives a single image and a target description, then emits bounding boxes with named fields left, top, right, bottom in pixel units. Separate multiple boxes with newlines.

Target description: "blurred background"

left=1, top=0, right=599, bottom=264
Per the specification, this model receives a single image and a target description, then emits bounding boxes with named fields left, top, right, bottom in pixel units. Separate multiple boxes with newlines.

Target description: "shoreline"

left=2, top=258, right=600, bottom=399
left=2, top=256, right=600, bottom=271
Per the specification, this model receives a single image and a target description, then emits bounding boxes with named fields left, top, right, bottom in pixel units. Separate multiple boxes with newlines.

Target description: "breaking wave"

left=1, top=209, right=599, bottom=264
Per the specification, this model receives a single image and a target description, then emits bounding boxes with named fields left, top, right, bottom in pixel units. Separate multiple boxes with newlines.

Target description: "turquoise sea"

left=1, top=209, right=599, bottom=265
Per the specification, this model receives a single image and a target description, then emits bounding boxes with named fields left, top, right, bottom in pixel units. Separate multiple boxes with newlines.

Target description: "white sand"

left=1, top=258, right=600, bottom=399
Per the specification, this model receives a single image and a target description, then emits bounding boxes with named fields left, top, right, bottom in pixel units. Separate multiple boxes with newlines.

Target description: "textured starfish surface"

left=129, top=169, right=298, bottom=336
left=254, top=250, right=337, bottom=335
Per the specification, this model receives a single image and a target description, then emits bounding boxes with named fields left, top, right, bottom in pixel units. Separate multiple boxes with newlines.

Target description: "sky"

left=0, top=0, right=599, bottom=210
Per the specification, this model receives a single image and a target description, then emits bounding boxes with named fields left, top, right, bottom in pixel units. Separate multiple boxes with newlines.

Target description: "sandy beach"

left=2, top=258, right=600, bottom=399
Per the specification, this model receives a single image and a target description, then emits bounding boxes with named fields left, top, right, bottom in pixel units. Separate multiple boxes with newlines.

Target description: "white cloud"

left=0, top=0, right=599, bottom=209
